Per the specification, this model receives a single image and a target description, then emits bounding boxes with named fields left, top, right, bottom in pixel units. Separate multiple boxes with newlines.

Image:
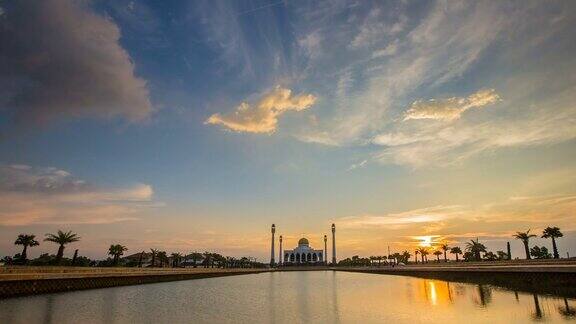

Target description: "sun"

left=412, top=235, right=440, bottom=247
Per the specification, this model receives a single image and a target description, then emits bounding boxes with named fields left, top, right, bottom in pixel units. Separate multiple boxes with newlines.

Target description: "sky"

left=1, top=0, right=576, bottom=261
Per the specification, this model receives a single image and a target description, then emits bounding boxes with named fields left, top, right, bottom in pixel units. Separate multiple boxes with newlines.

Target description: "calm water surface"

left=0, top=271, right=575, bottom=323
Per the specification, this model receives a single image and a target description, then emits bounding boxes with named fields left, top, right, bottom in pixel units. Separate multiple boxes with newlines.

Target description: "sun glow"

left=412, top=235, right=441, bottom=247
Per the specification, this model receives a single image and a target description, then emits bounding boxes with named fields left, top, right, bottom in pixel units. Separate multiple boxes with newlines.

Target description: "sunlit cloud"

left=404, top=89, right=500, bottom=121
left=0, top=164, right=160, bottom=226
left=205, top=87, right=317, bottom=133
left=338, top=205, right=465, bottom=229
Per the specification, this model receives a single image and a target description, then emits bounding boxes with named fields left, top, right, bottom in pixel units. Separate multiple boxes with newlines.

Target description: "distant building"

left=283, top=238, right=324, bottom=264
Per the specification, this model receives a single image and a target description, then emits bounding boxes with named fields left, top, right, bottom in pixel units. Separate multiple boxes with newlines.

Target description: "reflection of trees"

left=514, top=291, right=519, bottom=302
left=558, top=298, right=576, bottom=318
left=476, top=285, right=492, bottom=307
left=531, top=294, right=543, bottom=320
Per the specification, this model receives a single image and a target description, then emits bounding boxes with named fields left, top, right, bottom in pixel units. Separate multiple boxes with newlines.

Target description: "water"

left=0, top=271, right=575, bottom=323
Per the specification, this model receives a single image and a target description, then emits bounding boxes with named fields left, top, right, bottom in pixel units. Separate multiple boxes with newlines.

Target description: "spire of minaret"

left=279, top=235, right=283, bottom=265
left=270, top=224, right=276, bottom=267
left=331, top=223, right=336, bottom=265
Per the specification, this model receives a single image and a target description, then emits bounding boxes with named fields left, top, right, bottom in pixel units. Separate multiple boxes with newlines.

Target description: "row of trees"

left=414, top=226, right=565, bottom=263
left=6, top=229, right=264, bottom=268
left=340, top=226, right=566, bottom=266
left=13, top=230, right=80, bottom=265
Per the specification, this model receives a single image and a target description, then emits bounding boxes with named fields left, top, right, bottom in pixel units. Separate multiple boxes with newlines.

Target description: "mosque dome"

left=298, top=238, right=309, bottom=246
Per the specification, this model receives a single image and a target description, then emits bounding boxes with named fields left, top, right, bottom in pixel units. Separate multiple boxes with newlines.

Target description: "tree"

left=530, top=246, right=551, bottom=259
left=108, top=244, right=128, bottom=266
left=14, top=234, right=40, bottom=262
left=513, top=230, right=536, bottom=260
left=157, top=251, right=168, bottom=267
left=450, top=246, right=463, bottom=261
left=71, top=249, right=79, bottom=266
left=188, top=252, right=203, bottom=268
left=44, top=230, right=80, bottom=264
left=400, top=251, right=411, bottom=264
left=150, top=249, right=158, bottom=267
left=496, top=250, right=508, bottom=260
left=483, top=251, right=498, bottom=261
left=171, top=253, right=182, bottom=267
left=440, top=244, right=449, bottom=262
left=417, top=247, right=429, bottom=263
left=465, top=239, right=487, bottom=261
left=542, top=226, right=563, bottom=259
left=433, top=250, right=443, bottom=262
left=414, top=250, right=419, bottom=264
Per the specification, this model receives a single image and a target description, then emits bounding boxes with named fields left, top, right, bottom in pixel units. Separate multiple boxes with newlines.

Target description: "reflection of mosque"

left=284, top=238, right=324, bottom=264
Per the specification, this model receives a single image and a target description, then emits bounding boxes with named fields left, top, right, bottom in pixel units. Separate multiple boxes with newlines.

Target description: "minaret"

left=324, top=235, right=328, bottom=264
left=279, top=235, right=283, bottom=265
left=331, top=223, right=337, bottom=265
left=270, top=224, right=276, bottom=267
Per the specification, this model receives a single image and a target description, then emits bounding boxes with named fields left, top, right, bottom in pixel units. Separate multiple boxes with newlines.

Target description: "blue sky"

left=1, top=0, right=576, bottom=260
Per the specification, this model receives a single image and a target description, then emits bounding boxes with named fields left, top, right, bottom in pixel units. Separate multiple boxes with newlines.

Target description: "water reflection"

left=559, top=298, right=576, bottom=318
left=0, top=272, right=575, bottom=323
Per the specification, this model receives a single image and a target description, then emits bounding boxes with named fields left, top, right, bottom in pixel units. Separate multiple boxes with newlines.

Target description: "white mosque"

left=270, top=224, right=336, bottom=266
left=283, top=238, right=324, bottom=264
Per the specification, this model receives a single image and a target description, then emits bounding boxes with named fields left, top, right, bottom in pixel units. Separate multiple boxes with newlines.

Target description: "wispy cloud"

left=205, top=87, right=317, bottom=133
left=0, top=165, right=160, bottom=226
left=404, top=89, right=500, bottom=121
left=289, top=1, right=576, bottom=168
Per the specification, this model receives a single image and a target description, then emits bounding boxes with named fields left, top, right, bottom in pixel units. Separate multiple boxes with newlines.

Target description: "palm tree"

left=14, top=234, right=40, bottom=262
left=108, top=244, right=128, bottom=266
left=417, top=247, right=429, bottom=263
left=401, top=251, right=411, bottom=264
left=465, top=239, right=487, bottom=261
left=150, top=249, right=158, bottom=267
left=450, top=246, right=462, bottom=261
left=440, top=244, right=449, bottom=262
left=157, top=251, right=168, bottom=267
left=44, top=230, right=80, bottom=264
left=188, top=252, right=203, bottom=268
left=414, top=250, right=419, bottom=264
left=171, top=253, right=182, bottom=267
left=514, top=230, right=536, bottom=260
left=542, top=226, right=563, bottom=259
left=433, top=250, right=443, bottom=262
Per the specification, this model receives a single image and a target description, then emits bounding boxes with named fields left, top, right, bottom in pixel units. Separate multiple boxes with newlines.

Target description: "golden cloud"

left=404, top=89, right=500, bottom=121
left=205, top=87, right=317, bottom=133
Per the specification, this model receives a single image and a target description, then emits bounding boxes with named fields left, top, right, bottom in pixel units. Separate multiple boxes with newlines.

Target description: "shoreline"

left=2, top=263, right=576, bottom=299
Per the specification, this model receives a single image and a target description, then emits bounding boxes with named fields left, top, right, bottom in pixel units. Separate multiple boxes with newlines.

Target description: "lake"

left=0, top=271, right=575, bottom=323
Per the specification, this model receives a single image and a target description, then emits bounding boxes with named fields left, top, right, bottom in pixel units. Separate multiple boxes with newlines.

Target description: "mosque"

left=270, top=223, right=336, bottom=266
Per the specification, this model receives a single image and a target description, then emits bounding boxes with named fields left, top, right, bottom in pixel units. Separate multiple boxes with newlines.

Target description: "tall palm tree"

left=513, top=230, right=536, bottom=260
left=157, top=251, right=168, bottom=267
left=414, top=250, right=419, bottom=264
left=542, top=226, right=563, bottom=259
left=450, top=246, right=462, bottom=261
left=108, top=244, right=128, bottom=266
left=465, top=239, right=487, bottom=261
left=14, top=234, right=40, bottom=262
left=440, top=244, right=449, bottom=262
left=401, top=251, right=411, bottom=264
left=433, top=250, right=443, bottom=262
left=417, top=247, right=429, bottom=263
left=171, top=252, right=182, bottom=267
left=44, top=230, right=80, bottom=264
